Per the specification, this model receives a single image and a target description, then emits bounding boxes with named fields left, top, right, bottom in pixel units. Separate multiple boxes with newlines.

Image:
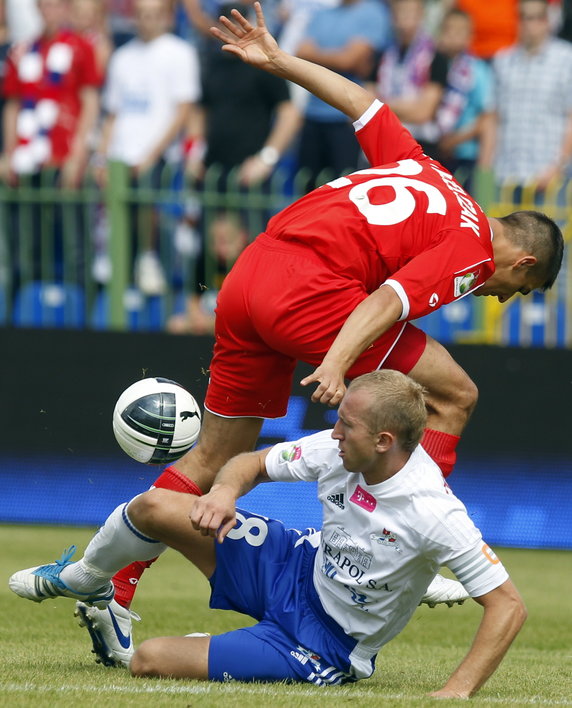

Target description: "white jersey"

left=265, top=430, right=508, bottom=678
left=104, top=33, right=200, bottom=165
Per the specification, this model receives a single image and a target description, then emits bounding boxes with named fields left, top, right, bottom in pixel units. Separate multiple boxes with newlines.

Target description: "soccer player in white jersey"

left=9, top=370, right=526, bottom=698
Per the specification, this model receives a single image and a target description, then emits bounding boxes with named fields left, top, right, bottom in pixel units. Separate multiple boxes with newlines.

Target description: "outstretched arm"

left=430, top=580, right=527, bottom=698
left=210, top=2, right=374, bottom=121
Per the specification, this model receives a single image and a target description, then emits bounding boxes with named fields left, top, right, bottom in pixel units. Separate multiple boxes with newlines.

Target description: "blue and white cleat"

left=75, top=600, right=140, bottom=668
left=420, top=573, right=469, bottom=608
left=8, top=546, right=114, bottom=609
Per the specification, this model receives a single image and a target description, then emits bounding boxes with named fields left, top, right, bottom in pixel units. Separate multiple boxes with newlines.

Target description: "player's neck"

left=362, top=450, right=411, bottom=486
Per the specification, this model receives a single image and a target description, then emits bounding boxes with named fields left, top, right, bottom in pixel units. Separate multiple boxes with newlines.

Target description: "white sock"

left=60, top=501, right=167, bottom=591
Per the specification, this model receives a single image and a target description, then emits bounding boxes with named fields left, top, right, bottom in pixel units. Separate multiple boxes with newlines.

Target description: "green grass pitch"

left=1, top=525, right=571, bottom=708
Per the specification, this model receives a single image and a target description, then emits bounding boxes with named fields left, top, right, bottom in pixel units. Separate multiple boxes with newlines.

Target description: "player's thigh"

left=208, top=625, right=303, bottom=683
left=408, top=333, right=478, bottom=415
left=131, top=635, right=210, bottom=679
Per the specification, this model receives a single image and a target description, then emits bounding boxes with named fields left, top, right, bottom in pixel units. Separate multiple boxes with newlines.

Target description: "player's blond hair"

left=348, top=370, right=426, bottom=452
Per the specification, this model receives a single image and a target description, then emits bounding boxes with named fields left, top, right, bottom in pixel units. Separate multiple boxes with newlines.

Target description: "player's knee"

left=454, top=375, right=479, bottom=418
left=128, top=489, right=171, bottom=530
left=130, top=640, right=163, bottom=677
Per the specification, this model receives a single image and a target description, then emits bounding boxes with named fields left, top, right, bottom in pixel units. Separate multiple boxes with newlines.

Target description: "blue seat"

left=91, top=289, right=166, bottom=331
left=13, top=282, right=86, bottom=328
left=505, top=291, right=566, bottom=347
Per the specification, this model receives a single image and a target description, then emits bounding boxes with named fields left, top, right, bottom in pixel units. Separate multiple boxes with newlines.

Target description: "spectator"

left=1, top=0, right=43, bottom=44
left=1, top=0, right=101, bottom=289
left=296, top=0, right=391, bottom=190
left=455, top=0, right=518, bottom=60
left=434, top=9, right=493, bottom=189
left=481, top=0, right=572, bottom=190
left=168, top=5, right=300, bottom=333
left=70, top=0, right=113, bottom=77
left=93, top=0, right=201, bottom=295
left=106, top=0, right=136, bottom=47
left=375, top=0, right=446, bottom=160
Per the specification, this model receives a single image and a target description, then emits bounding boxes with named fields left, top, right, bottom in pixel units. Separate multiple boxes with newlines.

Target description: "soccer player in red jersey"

left=71, top=3, right=562, bottom=664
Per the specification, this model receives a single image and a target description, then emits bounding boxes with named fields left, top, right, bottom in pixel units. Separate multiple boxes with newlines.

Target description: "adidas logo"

left=327, top=492, right=345, bottom=509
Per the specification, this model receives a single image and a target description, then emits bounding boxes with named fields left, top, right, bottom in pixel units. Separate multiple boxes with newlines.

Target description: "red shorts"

left=205, top=234, right=427, bottom=418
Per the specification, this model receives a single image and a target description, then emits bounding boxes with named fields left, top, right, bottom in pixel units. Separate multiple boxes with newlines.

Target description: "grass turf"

left=1, top=524, right=571, bottom=708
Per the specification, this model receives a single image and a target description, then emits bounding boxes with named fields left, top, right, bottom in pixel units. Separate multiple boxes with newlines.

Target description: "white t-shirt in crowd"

left=5, top=0, right=42, bottom=43
left=104, top=33, right=200, bottom=165
left=266, top=430, right=509, bottom=679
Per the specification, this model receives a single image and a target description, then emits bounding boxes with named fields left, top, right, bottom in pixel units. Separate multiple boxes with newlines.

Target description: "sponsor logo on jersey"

left=344, top=583, right=371, bottom=611
left=454, top=270, right=479, bottom=298
left=280, top=444, right=302, bottom=462
left=327, top=492, right=345, bottom=509
left=329, top=528, right=372, bottom=569
left=429, top=292, right=439, bottom=307
left=370, top=528, right=402, bottom=553
left=350, top=484, right=377, bottom=512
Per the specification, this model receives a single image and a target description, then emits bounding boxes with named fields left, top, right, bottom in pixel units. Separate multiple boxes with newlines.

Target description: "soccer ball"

left=112, top=378, right=201, bottom=464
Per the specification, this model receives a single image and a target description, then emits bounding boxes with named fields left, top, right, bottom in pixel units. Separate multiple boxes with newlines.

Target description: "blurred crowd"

left=1, top=0, right=571, bottom=333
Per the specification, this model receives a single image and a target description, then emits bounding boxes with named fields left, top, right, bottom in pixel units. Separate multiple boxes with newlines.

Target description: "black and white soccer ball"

left=112, top=378, right=201, bottom=464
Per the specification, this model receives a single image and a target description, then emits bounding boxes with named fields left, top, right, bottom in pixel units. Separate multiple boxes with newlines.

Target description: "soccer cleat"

left=8, top=546, right=114, bottom=609
left=420, top=573, right=469, bottom=608
left=75, top=600, right=140, bottom=668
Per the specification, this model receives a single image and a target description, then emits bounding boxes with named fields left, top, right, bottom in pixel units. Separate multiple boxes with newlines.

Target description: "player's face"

left=332, top=389, right=379, bottom=475
left=475, top=266, right=543, bottom=303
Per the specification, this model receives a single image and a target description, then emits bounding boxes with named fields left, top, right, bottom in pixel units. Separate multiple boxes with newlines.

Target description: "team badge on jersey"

left=454, top=270, right=479, bottom=298
left=370, top=528, right=402, bottom=553
left=280, top=444, right=302, bottom=462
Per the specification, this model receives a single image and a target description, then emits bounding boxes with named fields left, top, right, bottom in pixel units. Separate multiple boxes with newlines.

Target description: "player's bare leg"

left=131, top=635, right=211, bottom=679
left=408, top=334, right=478, bottom=437
left=174, top=410, right=264, bottom=492
left=406, top=334, right=478, bottom=478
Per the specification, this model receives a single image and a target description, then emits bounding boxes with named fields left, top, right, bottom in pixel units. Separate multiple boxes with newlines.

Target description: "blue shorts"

left=207, top=509, right=365, bottom=685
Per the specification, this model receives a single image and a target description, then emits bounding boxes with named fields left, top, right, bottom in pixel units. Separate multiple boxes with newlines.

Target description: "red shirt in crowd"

left=4, top=29, right=100, bottom=170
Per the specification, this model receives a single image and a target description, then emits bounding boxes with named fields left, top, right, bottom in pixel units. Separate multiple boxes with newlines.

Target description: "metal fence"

left=0, top=163, right=571, bottom=347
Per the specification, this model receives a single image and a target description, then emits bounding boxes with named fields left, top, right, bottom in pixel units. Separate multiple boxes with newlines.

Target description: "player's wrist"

left=258, top=145, right=280, bottom=167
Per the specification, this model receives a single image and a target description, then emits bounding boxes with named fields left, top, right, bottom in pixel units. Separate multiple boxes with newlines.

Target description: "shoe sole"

left=75, top=604, right=121, bottom=668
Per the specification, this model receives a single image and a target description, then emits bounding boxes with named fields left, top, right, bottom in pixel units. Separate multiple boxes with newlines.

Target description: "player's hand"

left=300, top=364, right=347, bottom=406
left=210, top=2, right=282, bottom=71
left=189, top=484, right=238, bottom=543
left=428, top=689, right=470, bottom=699
left=238, top=154, right=273, bottom=186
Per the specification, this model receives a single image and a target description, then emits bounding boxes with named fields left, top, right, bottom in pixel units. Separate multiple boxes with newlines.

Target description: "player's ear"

left=376, top=431, right=394, bottom=453
left=514, top=255, right=537, bottom=270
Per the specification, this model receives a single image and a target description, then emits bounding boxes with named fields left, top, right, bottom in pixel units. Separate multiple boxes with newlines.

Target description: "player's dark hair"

left=442, top=8, right=471, bottom=25
left=349, top=370, right=427, bottom=452
left=498, top=211, right=564, bottom=290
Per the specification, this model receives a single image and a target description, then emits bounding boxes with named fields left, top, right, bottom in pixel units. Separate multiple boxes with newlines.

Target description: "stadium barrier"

left=0, top=164, right=571, bottom=345
left=1, top=329, right=571, bottom=549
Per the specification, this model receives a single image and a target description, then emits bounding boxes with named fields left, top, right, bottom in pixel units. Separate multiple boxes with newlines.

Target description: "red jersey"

left=4, top=29, right=100, bottom=170
left=265, top=100, right=494, bottom=322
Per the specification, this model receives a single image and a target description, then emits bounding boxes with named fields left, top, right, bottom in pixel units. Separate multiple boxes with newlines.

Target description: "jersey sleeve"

left=354, top=100, right=425, bottom=167
left=447, top=543, right=509, bottom=597
left=383, top=231, right=494, bottom=321
left=265, top=430, right=335, bottom=482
